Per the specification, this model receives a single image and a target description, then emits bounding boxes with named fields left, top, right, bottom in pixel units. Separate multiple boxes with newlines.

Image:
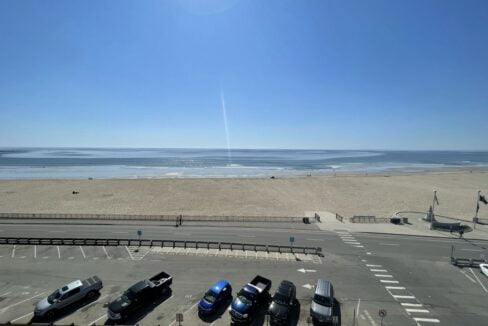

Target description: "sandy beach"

left=0, top=170, right=487, bottom=220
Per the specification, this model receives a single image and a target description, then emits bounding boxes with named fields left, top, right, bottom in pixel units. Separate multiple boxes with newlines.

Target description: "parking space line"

left=380, top=280, right=399, bottom=284
left=413, top=317, right=440, bottom=323
left=392, top=295, right=416, bottom=299
left=89, top=314, right=106, bottom=325
left=363, top=309, right=377, bottom=326
left=469, top=268, right=488, bottom=292
left=401, top=303, right=423, bottom=307
left=460, top=269, right=476, bottom=283
left=0, top=292, right=46, bottom=312
left=102, top=246, right=111, bottom=259
left=11, top=245, right=15, bottom=258
left=10, top=312, right=33, bottom=323
left=406, top=308, right=430, bottom=314
left=57, top=246, right=61, bottom=259
left=79, top=246, right=86, bottom=259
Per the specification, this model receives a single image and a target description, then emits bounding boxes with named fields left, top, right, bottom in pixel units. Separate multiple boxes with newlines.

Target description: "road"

left=0, top=219, right=487, bottom=325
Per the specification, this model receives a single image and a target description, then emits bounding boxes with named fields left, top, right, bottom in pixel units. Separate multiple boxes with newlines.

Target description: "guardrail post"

left=184, top=241, right=187, bottom=249
left=266, top=245, right=269, bottom=253
left=218, top=242, right=221, bottom=250
left=230, top=243, right=233, bottom=251
left=254, top=245, right=257, bottom=252
left=207, top=242, right=210, bottom=250
left=278, top=246, right=281, bottom=253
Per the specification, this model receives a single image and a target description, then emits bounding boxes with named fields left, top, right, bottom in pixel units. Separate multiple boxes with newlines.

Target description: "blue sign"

left=289, top=236, right=295, bottom=243
left=137, top=229, right=142, bottom=236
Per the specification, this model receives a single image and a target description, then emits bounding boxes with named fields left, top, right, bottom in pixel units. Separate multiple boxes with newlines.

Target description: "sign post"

left=289, top=236, right=295, bottom=249
left=379, top=309, right=387, bottom=326
left=135, top=229, right=142, bottom=253
left=176, top=312, right=183, bottom=326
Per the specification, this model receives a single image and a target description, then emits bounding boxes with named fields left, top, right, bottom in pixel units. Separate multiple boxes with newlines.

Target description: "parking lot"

left=0, top=242, right=411, bottom=326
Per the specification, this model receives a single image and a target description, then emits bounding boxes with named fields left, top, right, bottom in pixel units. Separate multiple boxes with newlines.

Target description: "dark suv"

left=268, top=280, right=296, bottom=325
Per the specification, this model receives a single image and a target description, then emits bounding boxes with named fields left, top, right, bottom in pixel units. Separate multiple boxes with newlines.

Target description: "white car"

left=480, top=264, right=488, bottom=278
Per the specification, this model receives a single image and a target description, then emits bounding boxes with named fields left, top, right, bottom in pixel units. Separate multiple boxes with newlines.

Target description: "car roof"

left=277, top=280, right=295, bottom=296
left=60, top=280, right=83, bottom=294
left=315, top=279, right=332, bottom=297
left=129, top=280, right=148, bottom=294
left=210, top=280, right=229, bottom=293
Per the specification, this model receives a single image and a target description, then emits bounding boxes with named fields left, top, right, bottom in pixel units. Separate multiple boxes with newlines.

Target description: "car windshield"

left=203, top=290, right=218, bottom=303
left=47, top=289, right=61, bottom=304
left=237, top=290, right=255, bottom=305
left=313, top=294, right=331, bottom=307
left=273, top=292, right=289, bottom=305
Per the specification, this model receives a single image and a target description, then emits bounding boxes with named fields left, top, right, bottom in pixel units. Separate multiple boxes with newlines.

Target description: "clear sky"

left=0, top=0, right=487, bottom=150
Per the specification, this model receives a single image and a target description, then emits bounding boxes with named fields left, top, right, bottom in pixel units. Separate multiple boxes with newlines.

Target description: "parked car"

left=268, top=280, right=296, bottom=325
left=198, top=280, right=232, bottom=315
left=230, top=275, right=272, bottom=324
left=34, top=276, right=103, bottom=319
left=107, top=271, right=172, bottom=321
left=310, top=279, right=335, bottom=325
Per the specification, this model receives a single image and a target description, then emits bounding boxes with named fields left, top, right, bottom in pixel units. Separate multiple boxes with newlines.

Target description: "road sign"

left=289, top=236, right=295, bottom=243
left=137, top=229, right=142, bottom=237
left=379, top=309, right=387, bottom=317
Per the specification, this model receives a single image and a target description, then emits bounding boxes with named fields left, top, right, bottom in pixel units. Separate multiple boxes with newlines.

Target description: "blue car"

left=198, top=280, right=232, bottom=315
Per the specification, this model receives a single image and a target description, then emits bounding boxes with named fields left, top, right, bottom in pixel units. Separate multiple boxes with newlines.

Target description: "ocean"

left=0, top=148, right=487, bottom=179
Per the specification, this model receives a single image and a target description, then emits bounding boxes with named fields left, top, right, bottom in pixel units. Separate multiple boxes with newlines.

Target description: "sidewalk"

left=307, top=211, right=488, bottom=240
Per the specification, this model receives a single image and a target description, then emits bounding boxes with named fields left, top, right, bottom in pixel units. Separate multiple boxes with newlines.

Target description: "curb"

left=357, top=231, right=488, bottom=242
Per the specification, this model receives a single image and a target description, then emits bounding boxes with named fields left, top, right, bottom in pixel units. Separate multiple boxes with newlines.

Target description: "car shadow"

left=104, top=289, right=172, bottom=325
left=30, top=292, right=102, bottom=324
left=285, top=298, right=301, bottom=326
left=199, top=295, right=233, bottom=323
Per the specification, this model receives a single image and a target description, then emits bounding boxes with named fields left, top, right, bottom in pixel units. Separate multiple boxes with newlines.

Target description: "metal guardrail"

left=0, top=212, right=304, bottom=223
left=349, top=215, right=390, bottom=224
left=450, top=245, right=486, bottom=267
left=0, top=237, right=322, bottom=255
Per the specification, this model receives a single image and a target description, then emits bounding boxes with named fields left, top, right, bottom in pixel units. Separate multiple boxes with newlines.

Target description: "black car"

left=268, top=280, right=296, bottom=325
left=107, top=271, right=172, bottom=321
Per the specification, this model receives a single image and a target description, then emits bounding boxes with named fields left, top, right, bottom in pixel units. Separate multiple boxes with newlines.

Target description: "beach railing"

left=0, top=237, right=322, bottom=255
left=0, top=212, right=305, bottom=223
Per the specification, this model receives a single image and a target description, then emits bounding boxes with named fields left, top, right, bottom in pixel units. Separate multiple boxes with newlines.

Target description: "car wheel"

left=45, top=310, right=56, bottom=320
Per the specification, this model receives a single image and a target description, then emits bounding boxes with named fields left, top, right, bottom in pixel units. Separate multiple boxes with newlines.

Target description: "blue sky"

left=0, top=0, right=487, bottom=150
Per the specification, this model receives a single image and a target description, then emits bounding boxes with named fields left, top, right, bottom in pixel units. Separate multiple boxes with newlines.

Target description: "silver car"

left=34, top=276, right=103, bottom=319
left=310, top=279, right=335, bottom=324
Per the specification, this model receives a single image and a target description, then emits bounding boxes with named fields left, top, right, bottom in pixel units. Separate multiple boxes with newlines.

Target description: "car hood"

left=231, top=297, right=250, bottom=314
left=35, top=298, right=51, bottom=312
left=269, top=302, right=289, bottom=318
left=108, top=297, right=130, bottom=314
left=198, top=298, right=214, bottom=310
left=311, top=301, right=332, bottom=317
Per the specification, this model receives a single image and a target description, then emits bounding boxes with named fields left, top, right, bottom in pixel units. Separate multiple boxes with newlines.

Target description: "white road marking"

left=460, top=248, right=483, bottom=252
left=406, top=308, right=430, bottom=314
left=11, top=245, right=16, bottom=258
left=168, top=302, right=199, bottom=326
left=460, top=269, right=477, bottom=283
left=385, top=286, right=406, bottom=290
left=375, top=274, right=393, bottom=278
left=125, top=246, right=134, bottom=260
left=10, top=312, right=33, bottom=323
left=413, top=317, right=440, bottom=323
left=366, top=264, right=382, bottom=267
left=401, top=303, right=423, bottom=307
left=111, top=231, right=129, bottom=234
left=88, top=314, right=106, bottom=325
left=380, top=280, right=399, bottom=284
left=366, top=252, right=372, bottom=255
left=371, top=269, right=388, bottom=272
left=0, top=292, right=46, bottom=312
left=79, top=246, right=86, bottom=259
left=363, top=309, right=377, bottom=326
left=354, top=245, right=365, bottom=248
left=0, top=291, right=11, bottom=297
left=34, top=245, right=36, bottom=259
left=356, top=298, right=361, bottom=322
left=469, top=268, right=488, bottom=293
left=238, top=235, right=256, bottom=238
left=392, top=295, right=416, bottom=299
left=102, top=246, right=111, bottom=259
left=379, top=243, right=400, bottom=246
left=306, top=238, right=324, bottom=241
left=57, top=246, right=61, bottom=259
left=48, top=231, right=63, bottom=233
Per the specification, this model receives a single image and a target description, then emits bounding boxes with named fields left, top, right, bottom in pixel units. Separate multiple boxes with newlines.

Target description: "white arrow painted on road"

left=302, top=283, right=315, bottom=289
left=298, top=268, right=316, bottom=273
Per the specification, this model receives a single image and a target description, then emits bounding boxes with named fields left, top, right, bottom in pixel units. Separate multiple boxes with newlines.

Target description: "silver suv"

left=310, top=279, right=335, bottom=325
